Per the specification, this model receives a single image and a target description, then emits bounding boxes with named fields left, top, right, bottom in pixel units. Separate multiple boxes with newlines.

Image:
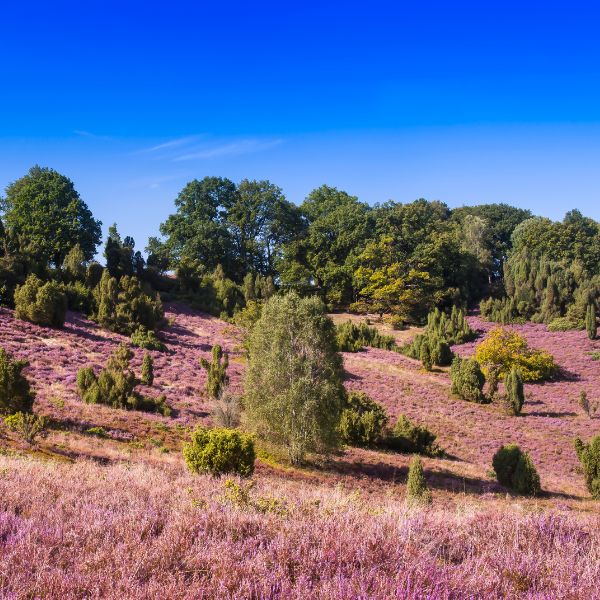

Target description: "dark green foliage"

left=0, top=348, right=35, bottom=415
left=574, top=435, right=600, bottom=498
left=104, top=224, right=144, bottom=279
left=492, top=444, right=541, bottom=495
left=244, top=293, right=345, bottom=464
left=335, top=320, right=395, bottom=352
left=0, top=166, right=102, bottom=266
left=586, top=303, right=597, bottom=340
left=450, top=356, right=487, bottom=403
left=14, top=274, right=67, bottom=328
left=419, top=340, right=432, bottom=371
left=387, top=415, right=444, bottom=457
left=141, top=352, right=154, bottom=386
left=131, top=326, right=167, bottom=351
left=76, top=344, right=170, bottom=416
left=64, top=280, right=94, bottom=314
left=183, top=426, right=255, bottom=477
left=480, top=297, right=523, bottom=324
left=93, top=271, right=164, bottom=335
left=505, top=367, right=525, bottom=415
left=339, top=391, right=389, bottom=446
left=200, top=345, right=229, bottom=399
left=406, top=455, right=431, bottom=504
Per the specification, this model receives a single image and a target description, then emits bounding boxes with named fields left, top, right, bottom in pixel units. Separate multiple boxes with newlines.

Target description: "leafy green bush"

left=14, top=274, right=67, bottom=327
left=64, top=280, right=94, bottom=314
left=480, top=297, right=522, bottom=324
left=574, top=435, right=600, bottom=499
left=389, top=314, right=406, bottom=330
left=450, top=356, right=487, bottom=403
left=339, top=391, right=388, bottom=446
left=183, top=426, right=255, bottom=477
left=0, top=348, right=35, bottom=415
left=335, top=320, right=395, bottom=352
left=387, top=415, right=444, bottom=457
left=419, top=340, right=432, bottom=370
left=492, top=444, right=541, bottom=496
left=3, top=412, right=47, bottom=444
left=406, top=455, right=431, bottom=505
left=131, top=326, right=166, bottom=351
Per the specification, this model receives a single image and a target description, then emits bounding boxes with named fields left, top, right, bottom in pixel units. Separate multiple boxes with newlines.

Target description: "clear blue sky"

left=2, top=1, right=600, bottom=252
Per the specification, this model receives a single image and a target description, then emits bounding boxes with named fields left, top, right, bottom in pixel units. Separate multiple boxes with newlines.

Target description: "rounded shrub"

left=574, top=435, right=600, bottom=499
left=450, top=356, right=486, bottom=403
left=14, top=274, right=67, bottom=328
left=387, top=415, right=443, bottom=457
left=492, top=444, right=541, bottom=496
left=183, top=426, right=255, bottom=477
left=339, top=391, right=388, bottom=446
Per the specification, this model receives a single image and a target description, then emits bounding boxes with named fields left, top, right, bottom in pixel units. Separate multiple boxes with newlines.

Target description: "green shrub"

left=389, top=314, right=405, bottom=330
left=547, top=316, right=582, bottom=332
left=492, top=444, right=540, bottom=496
left=141, top=352, right=154, bottom=385
left=387, top=415, right=444, bottom=457
left=480, top=297, right=522, bottom=324
left=200, top=345, right=229, bottom=399
left=419, top=340, right=432, bottom=371
left=505, top=367, right=525, bottom=416
left=131, top=326, right=166, bottom=351
left=406, top=455, right=431, bottom=505
left=183, top=426, right=255, bottom=477
left=14, top=274, right=67, bottom=327
left=64, top=280, right=94, bottom=314
left=335, top=320, right=395, bottom=352
left=586, top=304, right=597, bottom=340
left=77, top=344, right=170, bottom=415
left=450, top=356, right=487, bottom=403
left=86, top=426, right=108, bottom=438
left=574, top=435, right=600, bottom=499
left=3, top=412, right=47, bottom=444
left=339, top=391, right=388, bottom=446
left=0, top=348, right=35, bottom=415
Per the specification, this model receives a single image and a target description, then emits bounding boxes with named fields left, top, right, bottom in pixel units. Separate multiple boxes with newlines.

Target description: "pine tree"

left=406, top=455, right=431, bottom=505
left=141, top=352, right=154, bottom=385
left=420, top=340, right=432, bottom=371
left=200, top=345, right=229, bottom=399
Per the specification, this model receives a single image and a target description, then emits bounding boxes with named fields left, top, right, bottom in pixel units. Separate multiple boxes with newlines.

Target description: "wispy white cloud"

left=173, top=138, right=283, bottom=161
left=137, top=135, right=203, bottom=154
left=73, top=129, right=112, bottom=141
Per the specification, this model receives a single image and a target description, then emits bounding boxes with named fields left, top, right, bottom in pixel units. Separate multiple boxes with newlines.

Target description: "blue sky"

left=2, top=1, right=600, bottom=252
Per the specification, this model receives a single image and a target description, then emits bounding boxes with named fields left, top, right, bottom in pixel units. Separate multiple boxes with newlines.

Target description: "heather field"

left=1, top=304, right=600, bottom=598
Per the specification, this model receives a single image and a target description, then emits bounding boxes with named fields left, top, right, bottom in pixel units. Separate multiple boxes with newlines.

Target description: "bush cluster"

left=14, top=274, right=67, bottom=328
left=450, top=356, right=487, bottom=403
left=76, top=344, right=170, bottom=415
left=183, top=426, right=255, bottom=477
left=339, top=391, right=389, bottom=446
left=335, top=320, right=395, bottom=352
left=480, top=297, right=523, bottom=324
left=387, top=415, right=444, bottom=457
left=492, top=444, right=541, bottom=495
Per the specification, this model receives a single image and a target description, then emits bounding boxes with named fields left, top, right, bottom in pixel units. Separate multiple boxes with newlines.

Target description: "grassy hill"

left=1, top=304, right=600, bottom=597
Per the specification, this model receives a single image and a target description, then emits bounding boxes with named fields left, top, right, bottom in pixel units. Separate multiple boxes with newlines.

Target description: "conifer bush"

left=0, top=348, right=35, bottom=415
left=574, top=435, right=600, bottom=498
left=131, top=326, right=166, bottom=351
left=406, top=455, right=431, bottom=505
left=183, top=426, right=255, bottom=477
left=505, top=367, right=525, bottom=415
left=335, top=320, right=395, bottom=352
left=420, top=340, right=432, bottom=371
left=14, top=274, right=67, bottom=328
left=586, top=304, right=597, bottom=340
left=339, top=391, right=389, bottom=446
left=141, top=352, right=154, bottom=385
left=492, top=444, right=541, bottom=495
left=387, top=415, right=444, bottom=457
left=450, top=357, right=486, bottom=403
left=200, top=345, right=229, bottom=399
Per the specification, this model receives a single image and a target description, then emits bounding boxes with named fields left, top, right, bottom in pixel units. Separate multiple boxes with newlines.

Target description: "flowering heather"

left=0, top=454, right=598, bottom=599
